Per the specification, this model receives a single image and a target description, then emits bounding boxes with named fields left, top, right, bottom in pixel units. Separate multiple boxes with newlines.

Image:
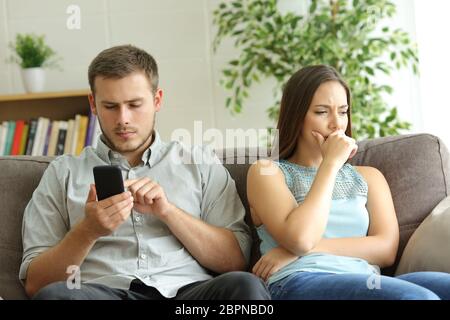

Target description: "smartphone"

left=93, top=165, right=125, bottom=201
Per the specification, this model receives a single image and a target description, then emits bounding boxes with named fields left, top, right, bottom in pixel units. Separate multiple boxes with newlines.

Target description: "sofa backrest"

left=349, top=134, right=450, bottom=275
left=0, top=156, right=53, bottom=300
left=1, top=133, right=449, bottom=299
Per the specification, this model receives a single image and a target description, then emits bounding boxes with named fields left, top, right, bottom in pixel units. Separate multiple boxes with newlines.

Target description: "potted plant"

left=9, top=33, right=60, bottom=93
left=213, top=0, right=419, bottom=139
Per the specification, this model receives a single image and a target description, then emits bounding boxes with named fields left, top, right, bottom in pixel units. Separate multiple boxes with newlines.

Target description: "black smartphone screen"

left=93, top=165, right=125, bottom=201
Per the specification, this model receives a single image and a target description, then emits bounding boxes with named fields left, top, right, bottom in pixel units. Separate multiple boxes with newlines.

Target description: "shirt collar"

left=95, top=130, right=163, bottom=167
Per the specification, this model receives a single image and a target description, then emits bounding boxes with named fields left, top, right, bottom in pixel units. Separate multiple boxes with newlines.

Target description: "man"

left=20, top=45, right=270, bottom=300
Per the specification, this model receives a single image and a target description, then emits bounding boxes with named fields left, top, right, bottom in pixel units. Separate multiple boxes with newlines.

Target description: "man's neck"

left=124, top=133, right=155, bottom=168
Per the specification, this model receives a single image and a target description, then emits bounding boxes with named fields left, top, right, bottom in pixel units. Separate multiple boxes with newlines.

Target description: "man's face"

left=89, top=71, right=162, bottom=158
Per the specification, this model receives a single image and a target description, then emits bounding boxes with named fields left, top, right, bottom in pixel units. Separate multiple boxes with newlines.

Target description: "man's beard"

left=98, top=116, right=155, bottom=153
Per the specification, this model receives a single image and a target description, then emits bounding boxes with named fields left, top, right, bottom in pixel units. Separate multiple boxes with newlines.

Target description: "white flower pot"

left=21, top=67, right=46, bottom=93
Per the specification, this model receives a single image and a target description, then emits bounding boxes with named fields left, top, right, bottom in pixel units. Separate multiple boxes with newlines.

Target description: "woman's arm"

left=309, top=166, right=399, bottom=267
left=247, top=159, right=339, bottom=255
left=247, top=131, right=358, bottom=255
left=252, top=247, right=298, bottom=281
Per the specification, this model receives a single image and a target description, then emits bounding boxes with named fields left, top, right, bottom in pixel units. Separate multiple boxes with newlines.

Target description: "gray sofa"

left=1, top=133, right=449, bottom=300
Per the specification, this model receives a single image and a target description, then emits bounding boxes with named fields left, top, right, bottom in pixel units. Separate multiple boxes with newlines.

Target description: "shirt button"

left=135, top=216, right=141, bottom=222
left=113, top=153, right=119, bottom=158
left=140, top=254, right=146, bottom=259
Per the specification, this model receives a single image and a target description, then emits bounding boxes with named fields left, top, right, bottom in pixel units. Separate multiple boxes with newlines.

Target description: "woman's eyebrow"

left=314, top=104, right=348, bottom=109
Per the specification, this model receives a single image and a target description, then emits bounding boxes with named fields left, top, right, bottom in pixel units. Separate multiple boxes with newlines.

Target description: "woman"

left=247, top=65, right=450, bottom=300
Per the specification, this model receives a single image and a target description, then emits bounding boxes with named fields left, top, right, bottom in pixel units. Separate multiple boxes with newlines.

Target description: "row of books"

left=0, top=112, right=100, bottom=156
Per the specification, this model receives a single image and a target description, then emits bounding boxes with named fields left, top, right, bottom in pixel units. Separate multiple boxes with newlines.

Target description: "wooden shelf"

left=0, top=89, right=90, bottom=102
left=0, top=90, right=91, bottom=122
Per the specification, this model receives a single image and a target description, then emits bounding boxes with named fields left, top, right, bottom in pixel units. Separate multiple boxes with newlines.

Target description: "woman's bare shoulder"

left=354, top=165, right=385, bottom=183
left=248, top=159, right=284, bottom=179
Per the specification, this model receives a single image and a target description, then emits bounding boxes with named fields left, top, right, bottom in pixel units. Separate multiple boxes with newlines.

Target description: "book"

left=31, top=117, right=44, bottom=156
left=64, top=119, right=74, bottom=155
left=33, top=118, right=50, bottom=156
left=47, top=120, right=60, bottom=156
left=19, top=123, right=29, bottom=155
left=0, top=122, right=8, bottom=156
left=10, top=120, right=25, bottom=155
left=70, top=115, right=80, bottom=155
left=25, top=119, right=38, bottom=156
left=4, top=121, right=16, bottom=155
left=42, top=120, right=52, bottom=156
left=75, top=115, right=88, bottom=155
left=55, top=121, right=68, bottom=156
left=85, top=111, right=96, bottom=147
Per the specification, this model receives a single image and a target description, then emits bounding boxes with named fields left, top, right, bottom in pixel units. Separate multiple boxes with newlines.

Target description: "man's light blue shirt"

left=20, top=131, right=251, bottom=298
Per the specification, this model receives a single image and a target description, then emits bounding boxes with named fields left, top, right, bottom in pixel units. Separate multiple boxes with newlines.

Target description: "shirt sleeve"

left=197, top=146, right=252, bottom=266
left=19, top=160, right=70, bottom=283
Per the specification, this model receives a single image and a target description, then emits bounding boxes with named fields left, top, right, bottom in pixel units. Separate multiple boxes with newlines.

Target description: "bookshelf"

left=0, top=90, right=99, bottom=156
left=0, top=89, right=90, bottom=122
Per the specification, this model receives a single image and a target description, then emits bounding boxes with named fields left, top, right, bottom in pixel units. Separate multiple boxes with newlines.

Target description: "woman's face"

left=301, top=81, right=349, bottom=146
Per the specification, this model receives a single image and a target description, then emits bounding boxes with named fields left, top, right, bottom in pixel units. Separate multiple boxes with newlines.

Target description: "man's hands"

left=81, top=177, right=173, bottom=241
left=81, top=184, right=134, bottom=240
left=124, top=177, right=173, bottom=219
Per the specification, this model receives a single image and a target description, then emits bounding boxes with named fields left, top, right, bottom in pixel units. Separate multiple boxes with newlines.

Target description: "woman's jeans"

left=268, top=271, right=450, bottom=300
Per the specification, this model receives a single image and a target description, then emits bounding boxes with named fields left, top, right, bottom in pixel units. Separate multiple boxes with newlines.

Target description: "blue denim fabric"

left=268, top=271, right=450, bottom=300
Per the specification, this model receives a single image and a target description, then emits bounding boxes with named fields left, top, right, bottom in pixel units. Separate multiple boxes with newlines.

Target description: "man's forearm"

left=25, top=221, right=96, bottom=297
left=161, top=205, right=247, bottom=273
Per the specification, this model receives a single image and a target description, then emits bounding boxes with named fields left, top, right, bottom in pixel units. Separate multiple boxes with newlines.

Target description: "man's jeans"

left=33, top=271, right=271, bottom=300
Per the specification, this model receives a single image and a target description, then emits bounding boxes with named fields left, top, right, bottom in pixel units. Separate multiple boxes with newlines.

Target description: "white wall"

left=0, top=0, right=273, bottom=149
left=379, top=0, right=422, bottom=135
left=0, top=0, right=435, bottom=147
left=413, top=0, right=450, bottom=147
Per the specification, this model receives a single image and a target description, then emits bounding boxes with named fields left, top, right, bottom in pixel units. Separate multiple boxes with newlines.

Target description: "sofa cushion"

left=0, top=156, right=53, bottom=300
left=395, top=196, right=450, bottom=275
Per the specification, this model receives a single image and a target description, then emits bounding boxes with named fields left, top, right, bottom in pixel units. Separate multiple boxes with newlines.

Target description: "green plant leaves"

left=8, top=33, right=60, bottom=69
left=213, top=0, right=418, bottom=139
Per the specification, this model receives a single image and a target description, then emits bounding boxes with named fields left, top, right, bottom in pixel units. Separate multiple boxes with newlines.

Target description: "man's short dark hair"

left=88, top=44, right=158, bottom=94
